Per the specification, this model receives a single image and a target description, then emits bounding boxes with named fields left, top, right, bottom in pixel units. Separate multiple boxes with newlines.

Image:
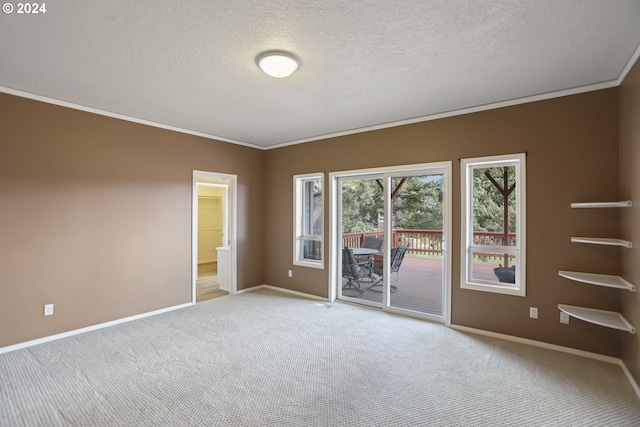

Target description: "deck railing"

left=342, top=229, right=516, bottom=259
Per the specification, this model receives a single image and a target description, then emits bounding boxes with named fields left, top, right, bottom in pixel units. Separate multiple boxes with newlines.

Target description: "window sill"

left=461, top=281, right=525, bottom=297
left=293, top=260, right=324, bottom=269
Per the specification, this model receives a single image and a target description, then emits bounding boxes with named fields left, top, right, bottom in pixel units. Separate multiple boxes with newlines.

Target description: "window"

left=461, top=153, right=526, bottom=296
left=294, top=173, right=324, bottom=268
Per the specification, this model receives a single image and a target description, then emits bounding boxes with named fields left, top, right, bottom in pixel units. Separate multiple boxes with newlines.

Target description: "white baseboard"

left=0, top=301, right=194, bottom=355
left=451, top=324, right=640, bottom=400
left=451, top=324, right=620, bottom=363
left=620, top=361, right=640, bottom=400
left=3, top=289, right=637, bottom=401
left=234, top=284, right=265, bottom=294
left=239, top=284, right=329, bottom=301
left=236, top=288, right=640, bottom=399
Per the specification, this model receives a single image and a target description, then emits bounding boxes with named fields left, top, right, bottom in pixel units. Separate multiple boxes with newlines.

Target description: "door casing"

left=192, top=170, right=237, bottom=302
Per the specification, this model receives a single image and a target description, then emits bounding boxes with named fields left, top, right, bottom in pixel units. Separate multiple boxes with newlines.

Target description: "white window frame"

left=460, top=153, right=526, bottom=296
left=293, top=173, right=324, bottom=269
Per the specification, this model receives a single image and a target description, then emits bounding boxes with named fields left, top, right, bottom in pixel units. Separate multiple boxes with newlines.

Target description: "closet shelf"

left=570, top=201, right=632, bottom=208
left=558, top=304, right=635, bottom=334
left=570, top=237, right=632, bottom=248
left=558, top=271, right=636, bottom=292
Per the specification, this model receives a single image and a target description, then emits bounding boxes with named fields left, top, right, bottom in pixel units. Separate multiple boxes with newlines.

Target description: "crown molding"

left=0, top=86, right=264, bottom=150
left=0, top=76, right=626, bottom=152
left=618, top=40, right=640, bottom=84
left=264, top=80, right=619, bottom=150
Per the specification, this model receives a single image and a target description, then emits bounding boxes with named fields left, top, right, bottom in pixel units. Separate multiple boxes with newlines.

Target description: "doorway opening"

left=192, top=171, right=237, bottom=303
left=329, top=162, right=452, bottom=324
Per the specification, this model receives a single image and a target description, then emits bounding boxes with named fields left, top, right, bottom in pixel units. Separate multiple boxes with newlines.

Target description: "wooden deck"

left=341, top=255, right=502, bottom=316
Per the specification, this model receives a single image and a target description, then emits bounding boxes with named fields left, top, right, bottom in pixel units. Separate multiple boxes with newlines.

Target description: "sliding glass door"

left=333, top=163, right=450, bottom=322
left=337, top=174, right=384, bottom=307
left=385, top=172, right=445, bottom=317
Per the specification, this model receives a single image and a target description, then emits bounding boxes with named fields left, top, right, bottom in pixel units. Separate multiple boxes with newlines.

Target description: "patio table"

left=350, top=247, right=381, bottom=284
left=351, top=248, right=380, bottom=256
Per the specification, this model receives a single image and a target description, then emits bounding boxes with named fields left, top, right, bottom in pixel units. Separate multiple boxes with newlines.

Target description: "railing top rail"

left=392, top=229, right=443, bottom=233
left=343, top=229, right=514, bottom=236
left=471, top=231, right=516, bottom=236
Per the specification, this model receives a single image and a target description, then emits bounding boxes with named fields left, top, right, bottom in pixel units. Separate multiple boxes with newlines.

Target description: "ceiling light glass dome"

left=257, top=51, right=299, bottom=78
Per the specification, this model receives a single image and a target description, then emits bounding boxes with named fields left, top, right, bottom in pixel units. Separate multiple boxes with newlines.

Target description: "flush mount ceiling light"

left=257, top=51, right=299, bottom=78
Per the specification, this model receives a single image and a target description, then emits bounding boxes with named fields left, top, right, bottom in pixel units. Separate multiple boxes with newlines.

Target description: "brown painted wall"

left=620, top=57, right=640, bottom=384
left=0, top=93, right=264, bottom=347
left=264, top=89, right=621, bottom=356
left=1, top=82, right=630, bottom=362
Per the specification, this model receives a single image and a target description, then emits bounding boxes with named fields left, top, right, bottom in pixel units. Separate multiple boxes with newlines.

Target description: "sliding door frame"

left=328, top=161, right=452, bottom=325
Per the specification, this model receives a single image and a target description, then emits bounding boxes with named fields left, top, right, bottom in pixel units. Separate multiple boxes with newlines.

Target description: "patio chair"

left=369, top=245, right=408, bottom=293
left=342, top=247, right=369, bottom=294
left=362, top=236, right=384, bottom=251
left=358, top=236, right=383, bottom=278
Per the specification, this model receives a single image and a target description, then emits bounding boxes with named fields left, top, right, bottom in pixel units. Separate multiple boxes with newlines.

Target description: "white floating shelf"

left=570, top=201, right=632, bottom=208
left=558, top=304, right=635, bottom=334
left=558, top=271, right=636, bottom=292
left=571, top=237, right=632, bottom=248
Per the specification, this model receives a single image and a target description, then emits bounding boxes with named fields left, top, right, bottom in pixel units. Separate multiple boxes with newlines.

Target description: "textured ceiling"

left=2, top=1, right=640, bottom=149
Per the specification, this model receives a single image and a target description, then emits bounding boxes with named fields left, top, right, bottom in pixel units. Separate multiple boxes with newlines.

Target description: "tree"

left=340, top=169, right=516, bottom=236
left=392, top=176, right=443, bottom=230
left=340, top=175, right=444, bottom=233
left=472, top=167, right=516, bottom=233
left=340, top=179, right=382, bottom=233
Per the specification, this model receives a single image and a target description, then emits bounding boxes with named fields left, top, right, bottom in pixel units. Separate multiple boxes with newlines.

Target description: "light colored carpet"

left=0, top=289, right=638, bottom=426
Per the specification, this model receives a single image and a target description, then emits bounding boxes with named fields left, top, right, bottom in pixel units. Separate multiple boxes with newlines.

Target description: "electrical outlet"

left=44, top=304, right=54, bottom=316
left=560, top=312, right=570, bottom=324
left=288, top=270, right=292, bottom=278
left=529, top=307, right=538, bottom=319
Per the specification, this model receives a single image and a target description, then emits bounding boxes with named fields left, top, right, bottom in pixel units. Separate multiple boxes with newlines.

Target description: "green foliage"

left=340, top=167, right=517, bottom=235
left=472, top=167, right=517, bottom=232
left=340, top=179, right=382, bottom=233
left=341, top=176, right=444, bottom=233
left=392, top=176, right=443, bottom=230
